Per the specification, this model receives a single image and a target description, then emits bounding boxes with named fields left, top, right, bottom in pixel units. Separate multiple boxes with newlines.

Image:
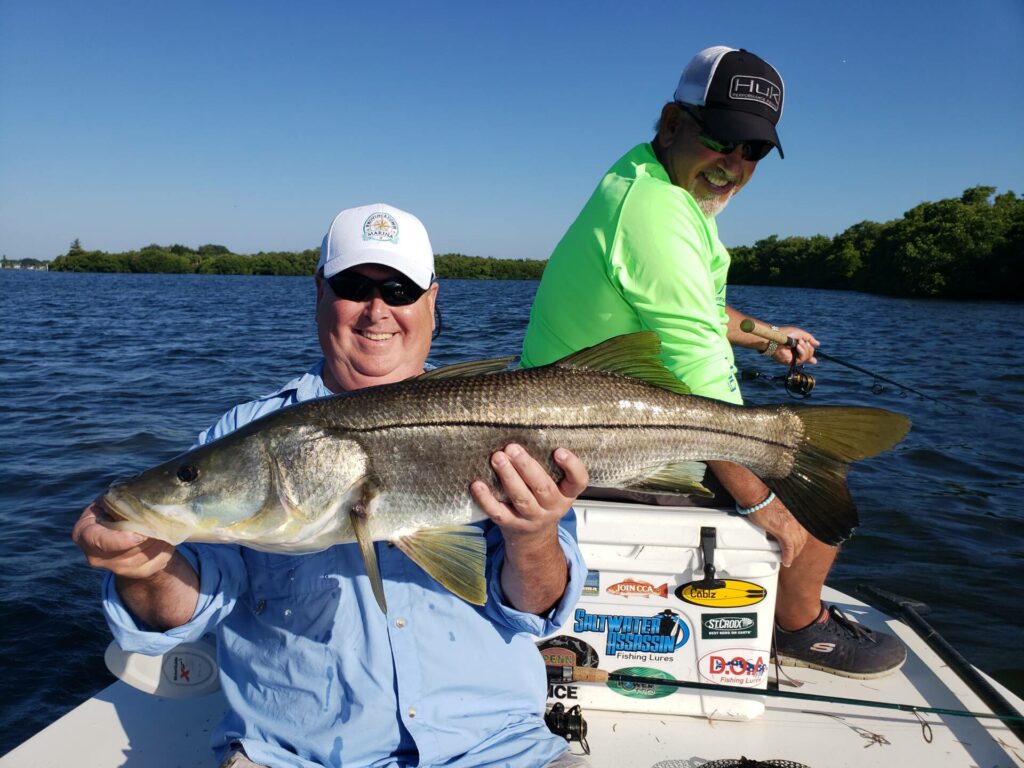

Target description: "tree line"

left=47, top=240, right=546, bottom=280
left=729, top=186, right=1022, bottom=300
left=43, top=186, right=1022, bottom=299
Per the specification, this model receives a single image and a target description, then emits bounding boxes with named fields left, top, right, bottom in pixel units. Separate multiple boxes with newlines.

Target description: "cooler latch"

left=695, top=526, right=725, bottom=589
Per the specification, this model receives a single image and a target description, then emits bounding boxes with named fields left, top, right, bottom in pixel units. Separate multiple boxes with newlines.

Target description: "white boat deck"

left=3, top=588, right=1022, bottom=768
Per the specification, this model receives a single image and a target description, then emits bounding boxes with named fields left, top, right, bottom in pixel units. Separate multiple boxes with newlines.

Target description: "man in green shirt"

left=522, top=46, right=906, bottom=678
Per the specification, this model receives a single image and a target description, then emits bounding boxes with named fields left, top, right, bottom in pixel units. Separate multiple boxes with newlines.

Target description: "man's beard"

left=690, top=185, right=737, bottom=218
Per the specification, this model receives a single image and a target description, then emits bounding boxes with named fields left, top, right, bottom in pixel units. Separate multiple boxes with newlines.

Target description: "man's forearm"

left=114, top=551, right=200, bottom=631
left=500, top=529, right=568, bottom=616
left=724, top=306, right=770, bottom=351
left=708, top=459, right=772, bottom=508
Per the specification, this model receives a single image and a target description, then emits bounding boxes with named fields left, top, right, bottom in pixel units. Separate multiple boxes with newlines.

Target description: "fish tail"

left=769, top=406, right=911, bottom=545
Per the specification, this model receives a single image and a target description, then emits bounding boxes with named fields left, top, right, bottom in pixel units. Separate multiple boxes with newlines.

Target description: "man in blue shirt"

left=73, top=203, right=591, bottom=768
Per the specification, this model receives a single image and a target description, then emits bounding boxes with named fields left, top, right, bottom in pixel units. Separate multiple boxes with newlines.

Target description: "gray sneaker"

left=774, top=604, right=907, bottom=679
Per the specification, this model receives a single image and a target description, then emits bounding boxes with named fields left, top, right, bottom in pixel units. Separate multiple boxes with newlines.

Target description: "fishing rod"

left=859, top=585, right=1024, bottom=744
left=546, top=665, right=1024, bottom=726
left=739, top=319, right=965, bottom=414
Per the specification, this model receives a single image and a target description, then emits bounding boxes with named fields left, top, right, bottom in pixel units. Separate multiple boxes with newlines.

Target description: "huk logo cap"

left=318, top=203, right=435, bottom=289
left=674, top=46, right=785, bottom=158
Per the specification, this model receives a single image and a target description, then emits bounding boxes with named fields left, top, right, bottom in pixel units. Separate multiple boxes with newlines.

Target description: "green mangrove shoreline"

left=6, top=187, right=1021, bottom=300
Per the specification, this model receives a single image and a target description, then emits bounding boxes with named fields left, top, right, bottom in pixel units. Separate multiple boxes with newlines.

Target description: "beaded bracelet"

left=735, top=491, right=776, bottom=516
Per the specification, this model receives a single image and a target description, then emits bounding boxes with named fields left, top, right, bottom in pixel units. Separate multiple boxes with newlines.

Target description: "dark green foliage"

left=435, top=253, right=545, bottom=280
left=47, top=243, right=543, bottom=281
left=40, top=187, right=1021, bottom=298
left=730, top=186, right=1022, bottom=300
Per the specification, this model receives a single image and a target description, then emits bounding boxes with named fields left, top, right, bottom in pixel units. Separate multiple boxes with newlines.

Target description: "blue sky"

left=1, top=0, right=1022, bottom=261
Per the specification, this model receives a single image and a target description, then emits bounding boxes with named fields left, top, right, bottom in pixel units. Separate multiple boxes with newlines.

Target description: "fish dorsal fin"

left=393, top=525, right=487, bottom=605
left=417, top=357, right=517, bottom=381
left=552, top=332, right=691, bottom=395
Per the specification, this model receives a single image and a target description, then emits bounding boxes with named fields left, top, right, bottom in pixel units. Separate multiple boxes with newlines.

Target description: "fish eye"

left=176, top=464, right=199, bottom=484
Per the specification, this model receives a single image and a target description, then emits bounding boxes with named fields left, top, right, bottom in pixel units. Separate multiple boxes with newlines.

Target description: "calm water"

left=1, top=270, right=1022, bottom=754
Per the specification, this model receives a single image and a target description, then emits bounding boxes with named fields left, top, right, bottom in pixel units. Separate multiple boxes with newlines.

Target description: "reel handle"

left=739, top=318, right=796, bottom=348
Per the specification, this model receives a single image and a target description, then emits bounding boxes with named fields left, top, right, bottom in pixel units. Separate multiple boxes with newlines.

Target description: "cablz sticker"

left=701, top=613, right=758, bottom=639
left=573, top=608, right=690, bottom=659
left=605, top=578, right=668, bottom=599
left=607, top=666, right=676, bottom=699
left=698, top=648, right=768, bottom=687
left=675, top=580, right=767, bottom=608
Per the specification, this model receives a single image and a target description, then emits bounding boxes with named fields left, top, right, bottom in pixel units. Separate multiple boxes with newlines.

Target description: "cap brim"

left=322, top=247, right=433, bottom=289
left=699, top=107, right=784, bottom=159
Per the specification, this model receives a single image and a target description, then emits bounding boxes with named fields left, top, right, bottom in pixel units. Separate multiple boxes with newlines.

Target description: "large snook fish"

left=101, top=332, right=910, bottom=612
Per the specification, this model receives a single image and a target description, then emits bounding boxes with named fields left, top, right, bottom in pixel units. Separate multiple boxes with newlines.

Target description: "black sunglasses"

left=676, top=103, right=774, bottom=162
left=326, top=269, right=429, bottom=306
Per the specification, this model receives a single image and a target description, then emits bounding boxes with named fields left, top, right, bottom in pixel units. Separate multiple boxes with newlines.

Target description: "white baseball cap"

left=317, top=203, right=435, bottom=289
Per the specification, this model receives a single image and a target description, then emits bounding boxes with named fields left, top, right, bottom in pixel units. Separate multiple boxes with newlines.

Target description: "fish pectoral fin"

left=351, top=508, right=387, bottom=614
left=416, top=356, right=517, bottom=380
left=269, top=454, right=305, bottom=519
left=393, top=525, right=488, bottom=606
left=623, top=461, right=713, bottom=498
left=553, top=332, right=691, bottom=395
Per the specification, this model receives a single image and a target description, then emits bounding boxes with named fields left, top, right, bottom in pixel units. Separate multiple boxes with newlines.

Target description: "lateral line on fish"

left=329, top=420, right=795, bottom=452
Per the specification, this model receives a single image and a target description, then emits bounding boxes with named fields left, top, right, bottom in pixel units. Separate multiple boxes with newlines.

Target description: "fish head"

left=100, top=420, right=370, bottom=548
left=101, top=428, right=277, bottom=544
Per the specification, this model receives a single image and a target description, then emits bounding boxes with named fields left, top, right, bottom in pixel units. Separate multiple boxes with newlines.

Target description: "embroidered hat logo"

left=362, top=212, right=399, bottom=243
left=729, top=75, right=781, bottom=111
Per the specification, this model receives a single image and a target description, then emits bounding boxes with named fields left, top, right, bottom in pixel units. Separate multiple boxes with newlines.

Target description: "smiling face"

left=654, top=102, right=758, bottom=218
left=316, top=263, right=438, bottom=392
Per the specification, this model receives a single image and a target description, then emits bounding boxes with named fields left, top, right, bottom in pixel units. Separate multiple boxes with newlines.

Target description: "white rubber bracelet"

left=735, top=491, right=776, bottom=516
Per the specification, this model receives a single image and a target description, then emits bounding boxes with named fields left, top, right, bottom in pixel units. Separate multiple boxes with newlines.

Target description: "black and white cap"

left=674, top=46, right=785, bottom=158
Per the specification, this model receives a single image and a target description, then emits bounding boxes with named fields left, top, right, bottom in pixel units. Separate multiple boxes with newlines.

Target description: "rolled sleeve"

left=102, top=544, right=249, bottom=655
left=484, top=512, right=586, bottom=636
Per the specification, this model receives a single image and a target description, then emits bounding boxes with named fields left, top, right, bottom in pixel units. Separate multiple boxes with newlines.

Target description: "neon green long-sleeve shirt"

left=521, top=143, right=742, bottom=404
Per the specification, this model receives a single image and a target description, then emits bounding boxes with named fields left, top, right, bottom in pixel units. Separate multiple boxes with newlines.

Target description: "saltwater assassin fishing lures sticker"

left=572, top=608, right=691, bottom=661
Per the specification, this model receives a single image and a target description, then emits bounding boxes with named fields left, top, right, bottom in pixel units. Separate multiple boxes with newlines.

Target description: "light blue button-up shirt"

left=102, top=361, right=586, bottom=768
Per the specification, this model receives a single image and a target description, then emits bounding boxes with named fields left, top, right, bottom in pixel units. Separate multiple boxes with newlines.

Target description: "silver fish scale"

left=294, top=367, right=804, bottom=538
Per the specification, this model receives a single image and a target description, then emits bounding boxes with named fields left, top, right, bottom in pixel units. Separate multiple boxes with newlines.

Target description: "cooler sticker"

left=605, top=578, right=668, bottom=599
left=607, top=666, right=676, bottom=699
left=583, top=569, right=600, bottom=596
left=537, top=635, right=600, bottom=668
left=674, top=579, right=767, bottom=608
left=362, top=211, right=399, bottom=243
left=698, top=648, right=768, bottom=687
left=547, top=682, right=579, bottom=700
left=701, top=613, right=758, bottom=639
left=538, top=635, right=599, bottom=702
left=572, top=608, right=690, bottom=662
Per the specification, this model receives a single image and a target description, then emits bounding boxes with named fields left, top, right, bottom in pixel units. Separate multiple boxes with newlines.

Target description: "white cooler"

left=539, top=499, right=781, bottom=721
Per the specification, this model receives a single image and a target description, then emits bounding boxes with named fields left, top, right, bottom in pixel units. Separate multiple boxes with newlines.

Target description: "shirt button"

left=395, top=618, right=407, bottom=629
left=408, top=707, right=416, bottom=718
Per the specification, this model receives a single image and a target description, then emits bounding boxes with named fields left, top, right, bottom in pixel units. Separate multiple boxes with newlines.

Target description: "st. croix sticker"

left=674, top=579, right=767, bottom=608
left=607, top=666, right=676, bottom=699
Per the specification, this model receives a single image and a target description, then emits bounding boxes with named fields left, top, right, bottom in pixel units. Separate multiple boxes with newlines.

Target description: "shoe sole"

left=774, top=653, right=907, bottom=680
